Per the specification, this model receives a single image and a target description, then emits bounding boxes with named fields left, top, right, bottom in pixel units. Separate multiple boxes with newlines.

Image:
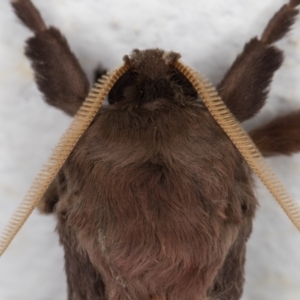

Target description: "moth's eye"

left=170, top=69, right=198, bottom=98
left=108, top=71, right=137, bottom=104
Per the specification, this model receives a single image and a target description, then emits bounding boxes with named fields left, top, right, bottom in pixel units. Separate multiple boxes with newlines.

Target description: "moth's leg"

left=250, top=111, right=300, bottom=157
left=57, top=224, right=107, bottom=299
left=217, top=0, right=300, bottom=122
left=209, top=235, right=246, bottom=300
left=209, top=220, right=253, bottom=300
left=94, top=65, right=108, bottom=84
left=11, top=0, right=90, bottom=116
left=37, top=177, right=59, bottom=214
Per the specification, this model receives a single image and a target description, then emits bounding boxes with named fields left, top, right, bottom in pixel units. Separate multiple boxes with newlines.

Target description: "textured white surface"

left=0, top=0, right=300, bottom=299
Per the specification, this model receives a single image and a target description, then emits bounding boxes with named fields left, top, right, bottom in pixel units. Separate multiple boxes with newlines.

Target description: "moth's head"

left=108, top=48, right=198, bottom=106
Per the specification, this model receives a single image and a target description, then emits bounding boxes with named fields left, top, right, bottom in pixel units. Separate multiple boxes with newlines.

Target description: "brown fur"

left=11, top=0, right=300, bottom=299
left=37, top=176, right=59, bottom=213
left=12, top=1, right=90, bottom=116
left=261, top=0, right=300, bottom=44
left=217, top=0, right=300, bottom=122
left=59, top=77, right=256, bottom=299
left=57, top=222, right=107, bottom=299
left=250, top=111, right=300, bottom=157
left=217, top=39, right=283, bottom=122
left=12, top=0, right=46, bottom=33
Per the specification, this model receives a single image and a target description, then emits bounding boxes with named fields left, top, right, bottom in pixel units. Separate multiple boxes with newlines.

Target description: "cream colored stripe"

left=0, top=63, right=129, bottom=257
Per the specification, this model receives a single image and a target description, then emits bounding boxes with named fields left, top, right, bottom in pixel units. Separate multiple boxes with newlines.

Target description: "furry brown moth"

left=1, top=0, right=300, bottom=299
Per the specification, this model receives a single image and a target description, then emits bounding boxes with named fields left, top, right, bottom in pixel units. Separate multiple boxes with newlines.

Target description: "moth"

left=2, top=0, right=300, bottom=299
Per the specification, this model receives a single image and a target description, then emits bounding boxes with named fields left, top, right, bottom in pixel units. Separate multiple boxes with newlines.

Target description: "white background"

left=0, top=0, right=300, bottom=299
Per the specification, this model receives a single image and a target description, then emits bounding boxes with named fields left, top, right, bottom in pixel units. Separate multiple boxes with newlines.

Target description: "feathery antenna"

left=0, top=63, right=129, bottom=257
left=174, top=60, right=300, bottom=232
